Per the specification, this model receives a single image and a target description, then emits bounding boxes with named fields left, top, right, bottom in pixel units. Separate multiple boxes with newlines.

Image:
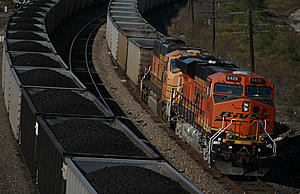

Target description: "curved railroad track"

left=68, top=14, right=111, bottom=111
left=68, top=13, right=129, bottom=119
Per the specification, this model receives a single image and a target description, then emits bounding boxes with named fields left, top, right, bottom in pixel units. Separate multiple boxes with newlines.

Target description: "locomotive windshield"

left=214, top=83, right=243, bottom=96
left=246, top=86, right=272, bottom=97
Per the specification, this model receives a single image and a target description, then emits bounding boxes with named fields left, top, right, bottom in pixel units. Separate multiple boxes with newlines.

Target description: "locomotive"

left=142, top=37, right=277, bottom=176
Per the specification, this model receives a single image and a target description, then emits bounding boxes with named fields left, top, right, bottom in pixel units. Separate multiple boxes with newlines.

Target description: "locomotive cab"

left=161, top=52, right=184, bottom=101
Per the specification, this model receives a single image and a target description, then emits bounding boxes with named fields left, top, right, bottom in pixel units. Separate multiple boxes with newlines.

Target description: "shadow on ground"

left=263, top=133, right=300, bottom=188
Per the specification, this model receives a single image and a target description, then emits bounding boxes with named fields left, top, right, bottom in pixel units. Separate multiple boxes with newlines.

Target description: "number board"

left=226, top=76, right=240, bottom=82
left=250, top=78, right=265, bottom=84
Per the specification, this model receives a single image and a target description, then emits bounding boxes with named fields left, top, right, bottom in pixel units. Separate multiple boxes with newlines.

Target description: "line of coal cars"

left=2, top=0, right=201, bottom=193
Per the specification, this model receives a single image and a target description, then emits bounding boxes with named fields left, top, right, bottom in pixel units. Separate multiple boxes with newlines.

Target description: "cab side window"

left=170, top=59, right=180, bottom=72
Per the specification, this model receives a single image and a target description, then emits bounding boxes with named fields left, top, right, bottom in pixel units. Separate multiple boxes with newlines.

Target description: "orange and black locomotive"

left=143, top=37, right=277, bottom=176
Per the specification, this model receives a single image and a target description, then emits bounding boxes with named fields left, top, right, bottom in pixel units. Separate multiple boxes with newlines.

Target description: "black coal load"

left=21, top=6, right=46, bottom=12
left=15, top=12, right=43, bottom=18
left=8, top=32, right=45, bottom=41
left=30, top=89, right=104, bottom=116
left=31, top=0, right=53, bottom=3
left=86, top=166, right=190, bottom=194
left=8, top=23, right=43, bottom=31
left=28, top=1, right=52, bottom=6
left=10, top=18, right=43, bottom=24
left=11, top=53, right=62, bottom=67
left=8, top=42, right=51, bottom=52
left=51, top=120, right=146, bottom=156
left=18, top=69, right=77, bottom=88
left=25, top=3, right=51, bottom=8
left=20, top=7, right=47, bottom=12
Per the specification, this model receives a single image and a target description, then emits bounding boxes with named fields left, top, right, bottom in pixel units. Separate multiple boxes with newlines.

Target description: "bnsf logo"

left=215, top=111, right=272, bottom=121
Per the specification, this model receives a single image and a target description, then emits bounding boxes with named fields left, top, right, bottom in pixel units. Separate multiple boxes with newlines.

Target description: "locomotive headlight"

left=243, top=102, right=250, bottom=112
left=259, top=136, right=265, bottom=142
left=227, top=133, right=233, bottom=139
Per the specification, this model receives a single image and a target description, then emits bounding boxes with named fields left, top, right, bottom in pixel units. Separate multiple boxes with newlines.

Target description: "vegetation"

left=168, top=0, right=300, bottom=129
left=266, top=0, right=300, bottom=17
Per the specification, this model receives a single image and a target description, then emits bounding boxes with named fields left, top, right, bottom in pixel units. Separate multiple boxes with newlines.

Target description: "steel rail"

left=68, top=14, right=114, bottom=115
left=84, top=17, right=114, bottom=115
left=223, top=175, right=276, bottom=194
left=224, top=176, right=246, bottom=194
left=257, top=177, right=277, bottom=194
left=68, top=14, right=105, bottom=71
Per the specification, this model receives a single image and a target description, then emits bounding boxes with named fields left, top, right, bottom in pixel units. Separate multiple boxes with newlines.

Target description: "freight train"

left=106, top=3, right=277, bottom=175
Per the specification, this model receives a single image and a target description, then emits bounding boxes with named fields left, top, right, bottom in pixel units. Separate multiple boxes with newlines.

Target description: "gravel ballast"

left=18, top=69, right=77, bottom=88
left=86, top=166, right=189, bottom=194
left=30, top=89, right=104, bottom=115
left=11, top=53, right=62, bottom=67
left=51, top=119, right=146, bottom=156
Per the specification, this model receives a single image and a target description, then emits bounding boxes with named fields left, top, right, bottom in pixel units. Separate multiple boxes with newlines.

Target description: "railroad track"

left=67, top=10, right=154, bottom=146
left=68, top=13, right=116, bottom=115
left=224, top=176, right=276, bottom=194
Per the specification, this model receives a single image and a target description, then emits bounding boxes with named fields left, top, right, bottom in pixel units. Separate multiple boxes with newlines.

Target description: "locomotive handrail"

left=208, top=118, right=235, bottom=164
left=263, top=120, right=277, bottom=156
left=169, top=89, right=203, bottom=124
left=140, top=66, right=151, bottom=92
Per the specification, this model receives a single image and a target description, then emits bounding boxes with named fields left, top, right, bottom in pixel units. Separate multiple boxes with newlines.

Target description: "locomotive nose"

left=213, top=98, right=275, bottom=136
left=245, top=99, right=273, bottom=121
